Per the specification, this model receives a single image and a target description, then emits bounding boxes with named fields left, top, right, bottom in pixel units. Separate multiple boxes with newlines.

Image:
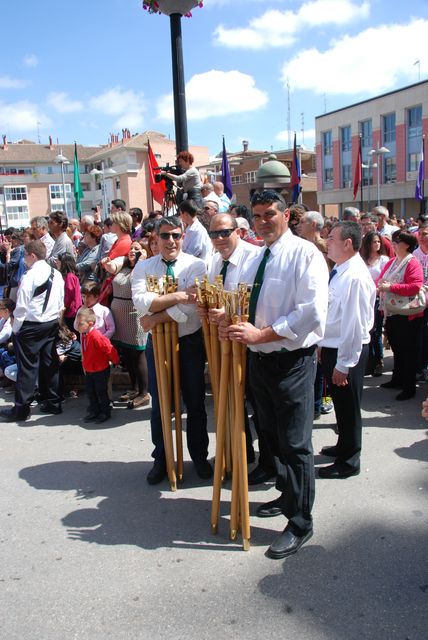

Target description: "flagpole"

left=421, top=135, right=426, bottom=216
left=359, top=134, right=363, bottom=212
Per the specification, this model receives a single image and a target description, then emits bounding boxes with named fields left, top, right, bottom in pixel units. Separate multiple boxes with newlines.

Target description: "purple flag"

left=221, top=136, right=233, bottom=199
left=415, top=137, right=425, bottom=201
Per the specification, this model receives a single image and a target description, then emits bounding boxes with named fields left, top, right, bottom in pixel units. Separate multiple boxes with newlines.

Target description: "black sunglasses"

left=208, top=228, right=235, bottom=239
left=159, top=232, right=182, bottom=240
left=250, top=190, right=284, bottom=206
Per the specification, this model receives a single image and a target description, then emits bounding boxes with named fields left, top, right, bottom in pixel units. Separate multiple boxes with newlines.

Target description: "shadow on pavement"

left=395, top=431, right=428, bottom=462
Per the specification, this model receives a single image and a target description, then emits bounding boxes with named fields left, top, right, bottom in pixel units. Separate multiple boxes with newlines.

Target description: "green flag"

left=73, top=143, right=83, bottom=218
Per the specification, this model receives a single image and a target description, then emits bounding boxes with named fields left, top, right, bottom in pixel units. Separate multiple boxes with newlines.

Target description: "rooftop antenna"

left=36, top=121, right=41, bottom=144
left=323, top=94, right=327, bottom=114
left=286, top=78, right=291, bottom=149
left=414, top=60, right=421, bottom=81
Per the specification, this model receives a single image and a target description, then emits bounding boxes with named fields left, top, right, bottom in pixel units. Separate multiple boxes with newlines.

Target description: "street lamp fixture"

left=370, top=145, right=390, bottom=206
left=362, top=152, right=378, bottom=211
left=90, top=162, right=117, bottom=218
left=55, top=150, right=70, bottom=216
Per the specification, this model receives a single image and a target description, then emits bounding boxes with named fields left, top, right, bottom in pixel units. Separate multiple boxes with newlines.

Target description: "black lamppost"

left=143, top=1, right=202, bottom=154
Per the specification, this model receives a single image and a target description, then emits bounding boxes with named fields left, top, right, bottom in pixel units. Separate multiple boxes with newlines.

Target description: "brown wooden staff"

left=171, top=320, right=183, bottom=482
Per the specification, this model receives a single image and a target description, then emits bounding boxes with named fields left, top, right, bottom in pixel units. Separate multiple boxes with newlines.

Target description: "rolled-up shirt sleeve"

left=131, top=262, right=157, bottom=315
left=165, top=258, right=206, bottom=324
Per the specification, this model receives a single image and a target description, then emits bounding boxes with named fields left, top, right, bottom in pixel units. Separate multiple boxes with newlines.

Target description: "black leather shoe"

left=256, top=497, right=284, bottom=518
left=266, top=527, right=313, bottom=560
left=94, top=413, right=110, bottom=424
left=147, top=461, right=167, bottom=485
left=84, top=413, right=99, bottom=423
left=396, top=390, right=415, bottom=401
left=380, top=381, right=402, bottom=389
left=39, top=403, right=62, bottom=415
left=318, top=462, right=360, bottom=479
left=194, top=459, right=213, bottom=479
left=248, top=465, right=276, bottom=485
left=320, top=445, right=337, bottom=457
left=246, top=447, right=256, bottom=464
left=0, top=407, right=30, bottom=422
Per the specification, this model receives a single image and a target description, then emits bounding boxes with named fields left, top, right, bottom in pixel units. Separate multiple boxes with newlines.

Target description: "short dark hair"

left=0, top=298, right=16, bottom=313
left=250, top=190, right=287, bottom=212
left=111, top=199, right=126, bottom=211
left=335, top=221, right=362, bottom=251
left=25, top=239, right=47, bottom=260
left=49, top=210, right=68, bottom=230
left=391, top=230, right=418, bottom=253
left=155, top=216, right=183, bottom=234
left=178, top=199, right=200, bottom=218
left=104, top=217, right=113, bottom=228
left=130, top=207, right=143, bottom=223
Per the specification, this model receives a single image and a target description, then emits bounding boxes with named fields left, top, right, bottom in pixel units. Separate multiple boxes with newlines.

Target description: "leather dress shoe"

left=246, top=447, right=256, bottom=464
left=320, top=445, right=337, bottom=457
left=318, top=461, right=360, bottom=479
left=147, top=460, right=167, bottom=485
left=256, top=497, right=284, bottom=518
left=84, top=413, right=99, bottom=423
left=0, top=406, right=30, bottom=422
left=380, top=380, right=402, bottom=389
left=193, top=459, right=213, bottom=479
left=248, top=465, right=276, bottom=486
left=39, top=403, right=62, bottom=415
left=94, top=413, right=110, bottom=424
left=266, top=527, right=313, bottom=560
left=396, top=390, right=415, bottom=401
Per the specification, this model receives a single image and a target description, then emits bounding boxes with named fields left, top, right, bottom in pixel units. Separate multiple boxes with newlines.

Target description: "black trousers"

left=321, top=344, right=369, bottom=468
left=248, top=347, right=316, bottom=536
left=146, top=330, right=208, bottom=464
left=385, top=315, right=423, bottom=393
left=85, top=367, right=111, bottom=416
left=14, top=319, right=60, bottom=412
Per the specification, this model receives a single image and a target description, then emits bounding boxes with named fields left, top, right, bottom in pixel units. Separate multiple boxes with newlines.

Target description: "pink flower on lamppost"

left=142, top=1, right=203, bottom=17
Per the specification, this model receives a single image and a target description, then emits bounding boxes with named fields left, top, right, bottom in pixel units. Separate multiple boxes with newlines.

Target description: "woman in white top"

left=361, top=231, right=390, bottom=376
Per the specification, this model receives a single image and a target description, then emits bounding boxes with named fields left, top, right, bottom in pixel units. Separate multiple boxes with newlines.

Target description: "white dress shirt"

left=319, top=253, right=376, bottom=373
left=13, top=259, right=64, bottom=333
left=40, top=232, right=55, bottom=259
left=131, top=251, right=206, bottom=338
left=182, top=218, right=212, bottom=262
left=240, top=230, right=329, bottom=353
left=208, top=238, right=261, bottom=288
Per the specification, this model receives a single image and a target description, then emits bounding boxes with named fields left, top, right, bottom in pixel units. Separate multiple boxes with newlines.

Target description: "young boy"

left=76, top=307, right=119, bottom=424
left=75, top=281, right=115, bottom=338
left=0, top=298, right=16, bottom=383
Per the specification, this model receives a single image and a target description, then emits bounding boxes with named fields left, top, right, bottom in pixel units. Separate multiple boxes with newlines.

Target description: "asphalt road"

left=1, top=353, right=427, bottom=640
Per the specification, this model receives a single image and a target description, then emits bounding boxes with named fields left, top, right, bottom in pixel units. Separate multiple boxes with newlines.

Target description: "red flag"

left=147, top=141, right=166, bottom=206
left=353, top=141, right=362, bottom=201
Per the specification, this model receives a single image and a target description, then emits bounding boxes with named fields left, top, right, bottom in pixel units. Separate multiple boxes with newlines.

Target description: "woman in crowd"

left=76, top=224, right=102, bottom=282
left=361, top=231, right=390, bottom=376
left=58, top=253, right=82, bottom=333
left=378, top=230, right=424, bottom=400
left=104, top=240, right=149, bottom=408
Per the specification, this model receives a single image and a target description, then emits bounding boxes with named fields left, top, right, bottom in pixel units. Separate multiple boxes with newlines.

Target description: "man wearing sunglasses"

left=222, top=190, right=329, bottom=559
left=132, top=216, right=211, bottom=485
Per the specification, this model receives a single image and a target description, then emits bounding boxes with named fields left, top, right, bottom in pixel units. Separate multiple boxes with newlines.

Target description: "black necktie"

left=162, top=259, right=177, bottom=281
left=329, top=267, right=337, bottom=283
left=219, top=260, right=230, bottom=283
left=248, top=248, right=271, bottom=324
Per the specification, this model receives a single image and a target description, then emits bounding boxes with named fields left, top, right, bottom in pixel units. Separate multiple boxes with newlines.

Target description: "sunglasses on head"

left=208, top=228, right=235, bottom=239
left=250, top=190, right=284, bottom=206
left=159, top=232, right=182, bottom=240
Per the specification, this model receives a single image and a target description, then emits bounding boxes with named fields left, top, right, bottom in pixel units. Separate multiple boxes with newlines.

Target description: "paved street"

left=1, top=353, right=427, bottom=640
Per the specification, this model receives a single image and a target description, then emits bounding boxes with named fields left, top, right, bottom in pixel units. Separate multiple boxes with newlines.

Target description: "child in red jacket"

left=76, top=307, right=119, bottom=423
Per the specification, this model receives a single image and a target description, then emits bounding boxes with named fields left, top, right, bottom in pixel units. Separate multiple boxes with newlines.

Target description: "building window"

left=384, top=157, right=396, bottom=183
left=341, top=126, right=351, bottom=152
left=322, top=131, right=332, bottom=156
left=360, top=120, right=372, bottom=148
left=382, top=113, right=396, bottom=144
left=341, top=164, right=352, bottom=188
left=4, top=186, right=28, bottom=201
left=49, top=184, right=71, bottom=200
left=245, top=171, right=256, bottom=183
left=323, top=167, right=333, bottom=188
left=231, top=175, right=242, bottom=185
left=408, top=106, right=422, bottom=138
left=408, top=152, right=420, bottom=172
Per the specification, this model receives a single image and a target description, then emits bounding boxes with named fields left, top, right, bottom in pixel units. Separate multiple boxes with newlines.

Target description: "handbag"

left=384, top=287, right=426, bottom=316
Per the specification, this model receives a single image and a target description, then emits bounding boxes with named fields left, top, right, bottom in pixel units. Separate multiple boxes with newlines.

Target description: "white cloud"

left=0, top=75, right=25, bottom=89
left=23, top=54, right=38, bottom=67
left=213, top=0, right=370, bottom=49
left=276, top=128, right=316, bottom=145
left=88, top=87, right=146, bottom=128
left=157, top=70, right=267, bottom=121
left=47, top=91, right=83, bottom=113
left=0, top=100, right=51, bottom=132
left=282, top=18, right=428, bottom=95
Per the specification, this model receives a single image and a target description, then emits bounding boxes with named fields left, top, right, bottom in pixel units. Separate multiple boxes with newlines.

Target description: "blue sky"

left=1, top=0, right=427, bottom=158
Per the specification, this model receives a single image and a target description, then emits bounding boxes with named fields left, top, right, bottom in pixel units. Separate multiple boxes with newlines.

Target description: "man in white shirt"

left=30, top=216, right=55, bottom=259
left=179, top=199, right=212, bottom=262
left=373, top=205, right=399, bottom=238
left=319, top=221, right=376, bottom=478
left=132, top=216, right=211, bottom=485
left=224, top=190, right=329, bottom=559
left=201, top=183, right=222, bottom=209
left=0, top=240, right=64, bottom=421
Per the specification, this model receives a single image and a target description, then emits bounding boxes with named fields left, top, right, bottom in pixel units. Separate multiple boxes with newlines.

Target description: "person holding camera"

left=160, top=151, right=203, bottom=209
